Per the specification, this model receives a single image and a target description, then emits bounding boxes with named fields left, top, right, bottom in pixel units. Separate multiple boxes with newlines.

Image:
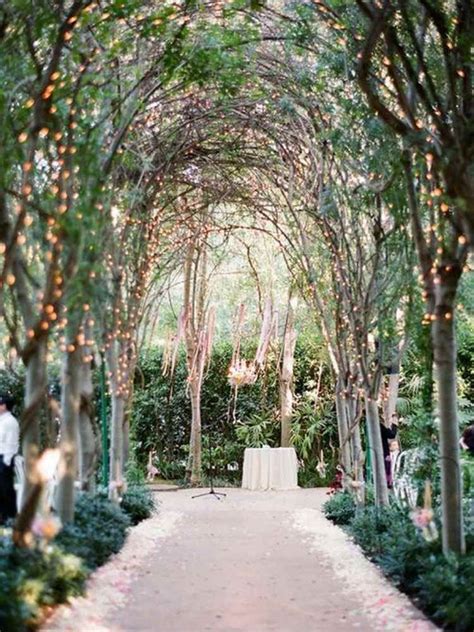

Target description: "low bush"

left=56, top=491, right=131, bottom=570
left=323, top=492, right=356, bottom=525
left=0, top=485, right=156, bottom=630
left=121, top=486, right=156, bottom=525
left=324, top=499, right=474, bottom=631
left=414, top=554, right=474, bottom=629
left=349, top=505, right=395, bottom=555
left=0, top=536, right=87, bottom=631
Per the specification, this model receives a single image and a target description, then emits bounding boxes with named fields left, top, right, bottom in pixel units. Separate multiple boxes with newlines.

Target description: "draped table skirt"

left=241, top=447, right=299, bottom=491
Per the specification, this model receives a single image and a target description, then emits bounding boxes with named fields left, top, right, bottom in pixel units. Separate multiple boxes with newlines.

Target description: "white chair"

left=14, top=454, right=25, bottom=512
left=392, top=448, right=423, bottom=508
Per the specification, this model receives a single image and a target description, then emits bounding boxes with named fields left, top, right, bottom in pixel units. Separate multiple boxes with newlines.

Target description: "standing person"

left=380, top=413, right=398, bottom=488
left=0, top=393, right=20, bottom=524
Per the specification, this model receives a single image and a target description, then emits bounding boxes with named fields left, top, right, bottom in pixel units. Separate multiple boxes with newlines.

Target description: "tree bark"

left=280, top=300, right=297, bottom=447
left=21, top=339, right=48, bottom=504
left=56, top=344, right=82, bottom=523
left=107, top=343, right=125, bottom=501
left=432, top=274, right=465, bottom=555
left=365, top=397, right=389, bottom=506
left=122, top=409, right=130, bottom=472
left=335, top=379, right=352, bottom=487
left=77, top=358, right=97, bottom=492
left=346, top=396, right=363, bottom=483
left=109, top=393, right=125, bottom=501
left=385, top=371, right=400, bottom=424
left=189, top=380, right=202, bottom=486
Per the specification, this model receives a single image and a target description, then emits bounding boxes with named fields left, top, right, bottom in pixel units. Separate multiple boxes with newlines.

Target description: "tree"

left=280, top=293, right=297, bottom=447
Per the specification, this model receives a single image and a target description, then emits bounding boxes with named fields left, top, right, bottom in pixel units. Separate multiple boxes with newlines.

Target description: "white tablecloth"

left=241, top=447, right=298, bottom=491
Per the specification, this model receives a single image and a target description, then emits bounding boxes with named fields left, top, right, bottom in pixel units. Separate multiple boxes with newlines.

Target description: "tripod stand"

left=192, top=433, right=226, bottom=500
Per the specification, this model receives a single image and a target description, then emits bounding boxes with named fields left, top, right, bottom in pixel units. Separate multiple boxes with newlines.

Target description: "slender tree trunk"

left=21, top=339, right=48, bottom=504
left=432, top=275, right=465, bottom=555
left=385, top=371, right=400, bottom=423
left=121, top=338, right=138, bottom=471
left=280, top=300, right=297, bottom=447
left=78, top=359, right=97, bottom=492
left=352, top=423, right=363, bottom=481
left=57, top=344, right=82, bottom=523
left=189, top=379, right=202, bottom=486
left=365, top=397, right=389, bottom=506
left=335, top=378, right=352, bottom=486
left=420, top=326, right=434, bottom=413
left=107, top=344, right=125, bottom=501
left=280, top=378, right=293, bottom=448
left=109, top=393, right=125, bottom=501
left=45, top=396, right=60, bottom=448
left=346, top=397, right=363, bottom=482
left=122, top=412, right=130, bottom=470
left=78, top=406, right=97, bottom=492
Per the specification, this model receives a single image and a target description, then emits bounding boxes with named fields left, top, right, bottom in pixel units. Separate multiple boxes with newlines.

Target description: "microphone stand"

left=192, top=433, right=226, bottom=500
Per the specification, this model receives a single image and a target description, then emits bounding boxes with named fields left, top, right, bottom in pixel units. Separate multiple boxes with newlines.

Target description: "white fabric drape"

left=241, top=447, right=298, bottom=491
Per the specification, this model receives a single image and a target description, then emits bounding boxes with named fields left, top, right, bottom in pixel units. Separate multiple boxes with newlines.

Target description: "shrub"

left=121, top=486, right=156, bottom=525
left=415, top=554, right=474, bottom=631
left=0, top=487, right=153, bottom=629
left=349, top=505, right=395, bottom=556
left=125, top=458, right=147, bottom=485
left=56, top=492, right=130, bottom=570
left=323, top=492, right=356, bottom=525
left=327, top=499, right=474, bottom=631
left=0, top=536, right=87, bottom=631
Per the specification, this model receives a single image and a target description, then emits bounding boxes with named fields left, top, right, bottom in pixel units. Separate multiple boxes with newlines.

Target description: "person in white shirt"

left=0, top=393, right=20, bottom=523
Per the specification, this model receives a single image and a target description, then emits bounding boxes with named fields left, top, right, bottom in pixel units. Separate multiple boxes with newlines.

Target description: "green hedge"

left=324, top=494, right=474, bottom=631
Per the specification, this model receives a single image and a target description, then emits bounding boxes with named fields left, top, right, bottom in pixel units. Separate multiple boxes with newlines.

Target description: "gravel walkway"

left=44, top=488, right=436, bottom=632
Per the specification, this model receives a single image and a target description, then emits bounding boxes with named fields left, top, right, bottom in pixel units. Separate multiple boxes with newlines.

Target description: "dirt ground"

left=44, top=488, right=437, bottom=632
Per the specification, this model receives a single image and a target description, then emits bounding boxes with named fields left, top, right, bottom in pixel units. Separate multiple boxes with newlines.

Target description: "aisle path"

left=45, top=488, right=436, bottom=632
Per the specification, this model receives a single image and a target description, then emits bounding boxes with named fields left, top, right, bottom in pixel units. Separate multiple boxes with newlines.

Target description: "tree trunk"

left=189, top=380, right=202, bottom=486
left=107, top=343, right=125, bottom=501
left=365, top=397, right=389, bottom=506
left=78, top=359, right=97, bottom=492
left=122, top=411, right=130, bottom=471
left=56, top=344, right=82, bottom=523
left=420, top=325, right=434, bottom=413
left=21, top=339, right=48, bottom=505
left=346, top=396, right=363, bottom=482
left=432, top=275, right=465, bottom=555
left=280, top=378, right=293, bottom=448
left=120, top=337, right=138, bottom=474
left=280, top=301, right=297, bottom=447
left=78, top=406, right=97, bottom=492
left=109, top=393, right=125, bottom=501
left=335, top=379, right=352, bottom=487
left=385, top=371, right=400, bottom=424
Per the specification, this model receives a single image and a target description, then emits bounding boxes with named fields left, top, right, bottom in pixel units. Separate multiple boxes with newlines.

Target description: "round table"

left=241, top=447, right=299, bottom=490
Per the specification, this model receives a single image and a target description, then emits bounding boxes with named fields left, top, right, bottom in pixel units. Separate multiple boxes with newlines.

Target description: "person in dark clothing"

left=460, top=425, right=474, bottom=495
left=380, top=413, right=398, bottom=488
left=0, top=393, right=19, bottom=524
left=460, top=425, right=474, bottom=454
